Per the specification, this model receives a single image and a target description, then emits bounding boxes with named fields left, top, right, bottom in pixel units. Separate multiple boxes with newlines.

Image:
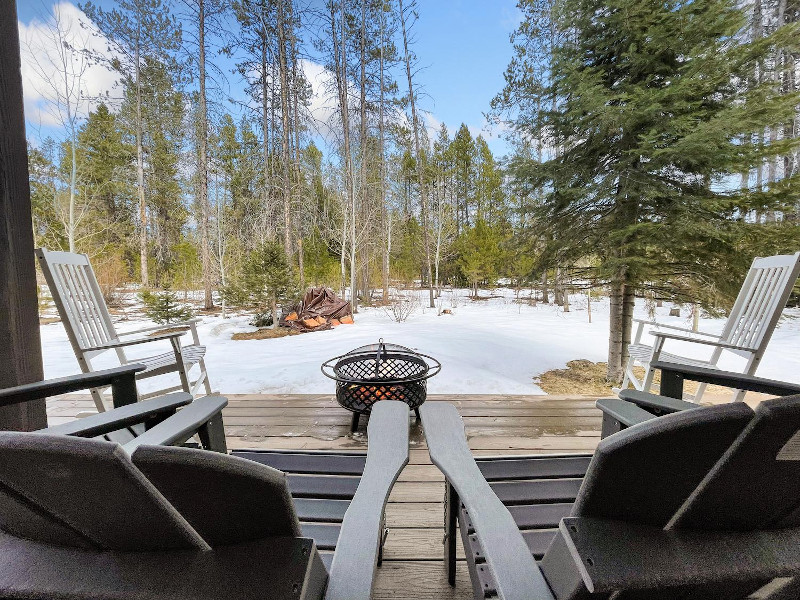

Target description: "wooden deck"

left=47, top=393, right=604, bottom=599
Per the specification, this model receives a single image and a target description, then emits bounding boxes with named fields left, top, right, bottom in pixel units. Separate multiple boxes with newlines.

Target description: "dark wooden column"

left=0, top=0, right=47, bottom=430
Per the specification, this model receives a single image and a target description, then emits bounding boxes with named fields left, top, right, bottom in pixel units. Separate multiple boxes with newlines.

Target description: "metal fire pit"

left=321, top=339, right=441, bottom=431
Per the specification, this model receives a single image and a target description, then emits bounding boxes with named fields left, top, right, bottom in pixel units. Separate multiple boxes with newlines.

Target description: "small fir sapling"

left=139, top=289, right=194, bottom=324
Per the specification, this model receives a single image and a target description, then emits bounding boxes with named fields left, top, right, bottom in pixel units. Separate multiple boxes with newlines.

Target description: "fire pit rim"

left=320, top=348, right=441, bottom=386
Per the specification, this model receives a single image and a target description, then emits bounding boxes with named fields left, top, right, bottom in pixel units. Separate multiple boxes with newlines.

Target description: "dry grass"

left=537, top=359, right=732, bottom=397
left=231, top=327, right=299, bottom=341
left=39, top=317, right=61, bottom=325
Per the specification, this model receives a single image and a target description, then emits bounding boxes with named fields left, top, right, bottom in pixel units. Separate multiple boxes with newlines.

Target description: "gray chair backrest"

left=0, top=433, right=302, bottom=552
left=670, top=394, right=800, bottom=531
left=571, top=402, right=754, bottom=527
left=132, top=444, right=301, bottom=546
left=0, top=433, right=205, bottom=551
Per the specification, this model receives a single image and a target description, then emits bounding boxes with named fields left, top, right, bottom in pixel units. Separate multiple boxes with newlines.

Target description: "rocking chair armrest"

left=117, top=318, right=202, bottom=336
left=83, top=329, right=189, bottom=352
left=420, top=402, right=556, bottom=600
left=633, top=319, right=717, bottom=337
left=38, top=392, right=194, bottom=437
left=0, top=364, right=145, bottom=407
left=123, top=395, right=228, bottom=454
left=651, top=362, right=800, bottom=396
left=650, top=331, right=747, bottom=351
left=326, top=401, right=410, bottom=600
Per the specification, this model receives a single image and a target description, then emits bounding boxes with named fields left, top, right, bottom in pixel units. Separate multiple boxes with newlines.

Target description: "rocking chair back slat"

left=39, top=250, right=118, bottom=353
left=722, top=254, right=800, bottom=357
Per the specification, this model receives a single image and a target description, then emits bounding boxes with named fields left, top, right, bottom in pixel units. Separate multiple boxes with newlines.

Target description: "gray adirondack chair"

left=421, top=368, right=800, bottom=600
left=0, top=379, right=408, bottom=600
left=36, top=248, right=212, bottom=411
left=621, top=251, right=800, bottom=402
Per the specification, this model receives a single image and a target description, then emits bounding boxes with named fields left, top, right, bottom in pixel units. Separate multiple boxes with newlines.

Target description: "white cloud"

left=19, top=2, right=119, bottom=133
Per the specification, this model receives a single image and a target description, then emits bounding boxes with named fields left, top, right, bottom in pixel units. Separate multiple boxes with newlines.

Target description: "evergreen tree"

left=139, top=289, right=194, bottom=324
left=223, top=240, right=299, bottom=328
left=82, top=0, right=182, bottom=286
left=504, top=0, right=800, bottom=381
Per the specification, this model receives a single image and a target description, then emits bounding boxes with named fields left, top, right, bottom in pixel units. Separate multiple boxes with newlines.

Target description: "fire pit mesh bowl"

left=321, top=340, right=441, bottom=414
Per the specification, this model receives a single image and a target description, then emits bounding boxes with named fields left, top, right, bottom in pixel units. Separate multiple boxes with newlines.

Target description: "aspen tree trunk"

left=277, top=0, right=293, bottom=261
left=399, top=0, right=435, bottom=308
left=379, top=3, right=389, bottom=304
left=260, top=40, right=270, bottom=247
left=135, top=39, right=148, bottom=286
left=357, top=0, right=369, bottom=310
left=68, top=125, right=77, bottom=252
left=198, top=0, right=213, bottom=309
left=332, top=0, right=357, bottom=312
left=288, top=0, right=305, bottom=290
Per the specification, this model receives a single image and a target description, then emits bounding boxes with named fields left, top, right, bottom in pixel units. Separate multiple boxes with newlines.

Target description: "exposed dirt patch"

left=231, top=327, right=300, bottom=340
left=39, top=317, right=61, bottom=325
left=537, top=359, right=730, bottom=397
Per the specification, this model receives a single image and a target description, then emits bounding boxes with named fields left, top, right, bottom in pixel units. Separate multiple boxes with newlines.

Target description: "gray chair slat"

left=671, top=394, right=800, bottom=530
left=522, top=529, right=559, bottom=560
left=572, top=402, right=754, bottom=527
left=231, top=451, right=367, bottom=475
left=132, top=444, right=301, bottom=547
left=287, top=474, right=361, bottom=499
left=508, top=503, right=574, bottom=530
left=301, top=523, right=341, bottom=551
left=490, top=478, right=583, bottom=505
left=0, top=484, right=94, bottom=549
left=468, top=527, right=558, bottom=563
left=0, top=433, right=205, bottom=551
left=320, top=551, right=334, bottom=571
left=477, top=456, right=591, bottom=481
left=294, top=498, right=351, bottom=523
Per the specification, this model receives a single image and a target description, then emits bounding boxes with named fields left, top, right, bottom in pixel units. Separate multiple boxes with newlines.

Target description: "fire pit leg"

left=350, top=412, right=360, bottom=432
left=414, top=408, right=421, bottom=422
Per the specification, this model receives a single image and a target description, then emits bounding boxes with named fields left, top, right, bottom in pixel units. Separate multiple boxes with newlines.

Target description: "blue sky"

left=18, top=0, right=520, bottom=157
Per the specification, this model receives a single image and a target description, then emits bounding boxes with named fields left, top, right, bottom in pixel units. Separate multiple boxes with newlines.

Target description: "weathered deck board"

left=46, top=393, right=603, bottom=600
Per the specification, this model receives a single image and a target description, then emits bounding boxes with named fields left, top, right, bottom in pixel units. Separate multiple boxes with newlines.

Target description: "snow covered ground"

left=39, top=287, right=800, bottom=395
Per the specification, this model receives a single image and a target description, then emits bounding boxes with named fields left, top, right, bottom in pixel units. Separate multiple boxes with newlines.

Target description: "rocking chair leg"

left=350, top=412, right=360, bottom=432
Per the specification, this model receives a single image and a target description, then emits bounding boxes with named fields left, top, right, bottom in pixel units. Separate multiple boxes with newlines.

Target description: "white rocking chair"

left=621, top=251, right=800, bottom=402
left=36, top=248, right=213, bottom=412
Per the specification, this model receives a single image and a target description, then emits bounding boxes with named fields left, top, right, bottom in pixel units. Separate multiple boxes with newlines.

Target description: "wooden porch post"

left=0, top=0, right=48, bottom=431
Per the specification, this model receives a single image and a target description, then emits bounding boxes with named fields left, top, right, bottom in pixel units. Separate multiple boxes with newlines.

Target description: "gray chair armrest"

left=596, top=398, right=659, bottom=438
left=618, top=390, right=699, bottom=414
left=325, top=401, right=409, bottom=600
left=420, top=402, right=555, bottom=600
left=38, top=392, right=194, bottom=438
left=550, top=516, right=800, bottom=594
left=651, top=361, right=800, bottom=398
left=123, top=395, right=229, bottom=454
left=0, top=364, right=145, bottom=408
